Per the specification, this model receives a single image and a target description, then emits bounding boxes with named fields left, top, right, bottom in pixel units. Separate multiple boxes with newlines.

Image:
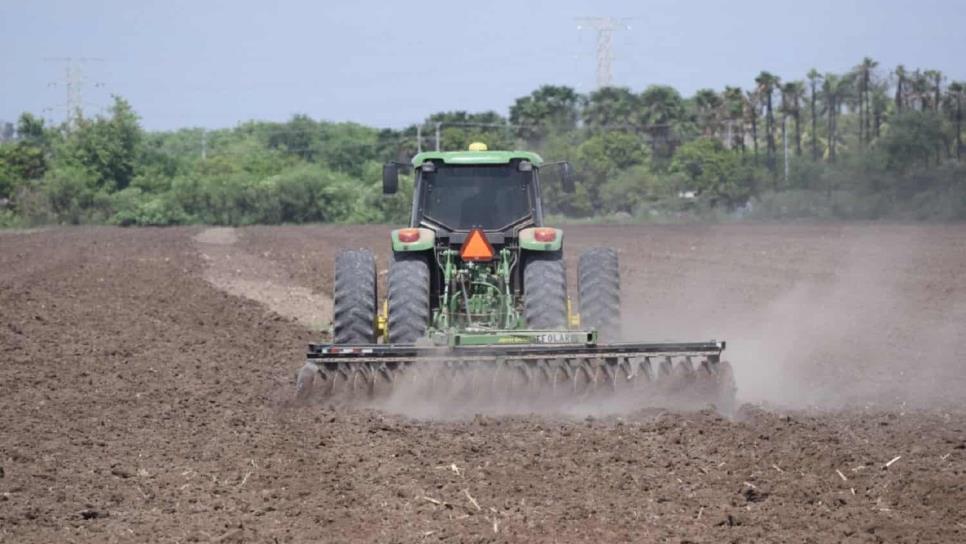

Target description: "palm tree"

left=910, top=70, right=931, bottom=110
left=854, top=57, right=878, bottom=147
left=723, top=86, right=745, bottom=152
left=581, top=87, right=639, bottom=130
left=925, top=70, right=944, bottom=112
left=947, top=81, right=964, bottom=161
left=692, top=88, right=723, bottom=137
left=895, top=65, right=907, bottom=112
left=781, top=81, right=805, bottom=156
left=745, top=89, right=761, bottom=163
left=871, top=82, right=890, bottom=139
left=509, top=85, right=581, bottom=140
left=639, top=85, right=687, bottom=157
left=807, top=69, right=822, bottom=160
left=755, top=71, right=780, bottom=170
left=822, top=74, right=851, bottom=162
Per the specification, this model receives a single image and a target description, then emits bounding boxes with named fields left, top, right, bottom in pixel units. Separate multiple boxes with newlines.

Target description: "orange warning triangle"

left=460, top=228, right=495, bottom=262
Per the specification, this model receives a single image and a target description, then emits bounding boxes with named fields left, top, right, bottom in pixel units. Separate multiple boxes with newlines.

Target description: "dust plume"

left=623, top=226, right=966, bottom=410
left=363, top=362, right=731, bottom=421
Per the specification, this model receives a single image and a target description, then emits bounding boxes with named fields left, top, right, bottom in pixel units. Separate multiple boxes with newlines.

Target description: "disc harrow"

left=296, top=341, right=735, bottom=414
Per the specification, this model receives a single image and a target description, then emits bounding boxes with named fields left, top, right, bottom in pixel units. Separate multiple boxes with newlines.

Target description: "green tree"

left=853, top=57, right=878, bottom=147
left=781, top=81, right=805, bottom=156
left=745, top=89, right=761, bottom=163
left=62, top=96, right=144, bottom=191
left=582, top=87, right=639, bottom=130
left=42, top=164, right=101, bottom=224
left=266, top=114, right=319, bottom=161
left=946, top=81, right=964, bottom=160
left=870, top=80, right=890, bottom=139
left=574, top=131, right=649, bottom=211
left=723, top=86, right=746, bottom=152
left=598, top=165, right=672, bottom=214
left=509, top=85, right=581, bottom=141
left=821, top=74, right=851, bottom=162
left=880, top=111, right=947, bottom=169
left=895, top=65, right=908, bottom=112
left=910, top=69, right=931, bottom=111
left=925, top=69, right=944, bottom=112
left=692, top=88, right=723, bottom=137
left=807, top=69, right=823, bottom=160
left=425, top=111, right=512, bottom=151
left=755, top=71, right=780, bottom=170
left=316, top=122, right=380, bottom=177
left=670, top=137, right=758, bottom=207
left=639, top=85, right=686, bottom=158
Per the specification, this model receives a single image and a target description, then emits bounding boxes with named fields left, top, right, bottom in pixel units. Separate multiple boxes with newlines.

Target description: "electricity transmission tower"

left=44, top=57, right=105, bottom=129
left=576, top=17, right=630, bottom=89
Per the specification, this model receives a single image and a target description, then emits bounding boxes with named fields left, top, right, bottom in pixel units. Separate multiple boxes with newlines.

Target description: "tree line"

left=1, top=57, right=964, bottom=227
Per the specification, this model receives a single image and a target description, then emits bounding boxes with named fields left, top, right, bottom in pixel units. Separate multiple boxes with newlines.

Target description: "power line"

left=43, top=57, right=105, bottom=129
left=576, top=17, right=631, bottom=89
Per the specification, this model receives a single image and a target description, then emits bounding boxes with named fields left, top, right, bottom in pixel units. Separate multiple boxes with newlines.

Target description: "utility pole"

left=576, top=17, right=630, bottom=89
left=435, top=122, right=441, bottom=151
left=44, top=57, right=105, bottom=130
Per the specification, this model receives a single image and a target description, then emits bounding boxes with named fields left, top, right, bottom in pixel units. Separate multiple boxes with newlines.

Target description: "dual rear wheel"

left=331, top=249, right=430, bottom=345
left=331, top=246, right=622, bottom=344
left=522, top=247, right=621, bottom=339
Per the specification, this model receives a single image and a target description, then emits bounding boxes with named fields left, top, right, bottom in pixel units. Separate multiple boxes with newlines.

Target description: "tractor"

left=297, top=143, right=734, bottom=412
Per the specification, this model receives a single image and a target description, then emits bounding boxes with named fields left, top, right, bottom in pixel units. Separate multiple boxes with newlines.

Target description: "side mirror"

left=382, top=163, right=399, bottom=194
left=561, top=162, right=575, bottom=193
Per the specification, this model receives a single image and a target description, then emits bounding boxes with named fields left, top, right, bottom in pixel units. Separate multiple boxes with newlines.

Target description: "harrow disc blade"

left=296, top=341, right=735, bottom=415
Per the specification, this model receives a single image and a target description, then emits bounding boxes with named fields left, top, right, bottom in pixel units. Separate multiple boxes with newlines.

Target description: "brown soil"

left=1, top=224, right=965, bottom=543
left=194, top=227, right=331, bottom=331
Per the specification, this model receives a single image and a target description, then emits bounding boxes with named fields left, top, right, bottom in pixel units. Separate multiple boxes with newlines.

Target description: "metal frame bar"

left=307, top=340, right=725, bottom=365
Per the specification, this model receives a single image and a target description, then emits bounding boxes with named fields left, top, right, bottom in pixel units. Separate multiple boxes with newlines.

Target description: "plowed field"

left=2, top=224, right=964, bottom=543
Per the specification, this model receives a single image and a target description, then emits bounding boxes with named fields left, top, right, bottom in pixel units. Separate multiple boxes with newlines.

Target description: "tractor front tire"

left=578, top=247, right=621, bottom=341
left=388, top=252, right=431, bottom=344
left=333, top=249, right=377, bottom=344
left=524, top=251, right=568, bottom=329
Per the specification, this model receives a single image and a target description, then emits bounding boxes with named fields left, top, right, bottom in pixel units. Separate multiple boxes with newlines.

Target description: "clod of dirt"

left=0, top=465, right=4, bottom=478
left=742, top=486, right=769, bottom=503
left=717, top=514, right=743, bottom=527
left=79, top=509, right=108, bottom=520
left=110, top=467, right=132, bottom=479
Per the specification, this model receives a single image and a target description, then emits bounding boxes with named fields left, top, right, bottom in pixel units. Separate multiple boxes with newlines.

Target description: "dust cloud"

left=361, top=362, right=731, bottom=421
left=621, top=226, right=966, bottom=411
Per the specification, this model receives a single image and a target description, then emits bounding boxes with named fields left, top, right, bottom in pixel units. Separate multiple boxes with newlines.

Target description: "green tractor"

left=298, top=143, right=733, bottom=412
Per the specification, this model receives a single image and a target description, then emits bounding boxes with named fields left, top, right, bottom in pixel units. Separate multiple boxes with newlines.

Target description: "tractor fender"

left=390, top=228, right=435, bottom=252
left=518, top=227, right=563, bottom=251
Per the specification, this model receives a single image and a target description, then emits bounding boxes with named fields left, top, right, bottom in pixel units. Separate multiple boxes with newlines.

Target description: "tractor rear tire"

left=333, top=249, right=377, bottom=344
left=578, top=247, right=621, bottom=341
left=388, top=252, right=431, bottom=344
left=524, top=251, right=568, bottom=329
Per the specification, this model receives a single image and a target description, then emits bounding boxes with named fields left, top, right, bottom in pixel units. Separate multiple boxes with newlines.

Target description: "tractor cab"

left=382, top=143, right=573, bottom=239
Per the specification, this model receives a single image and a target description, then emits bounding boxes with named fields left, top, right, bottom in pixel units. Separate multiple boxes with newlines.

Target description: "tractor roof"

left=410, top=150, right=544, bottom=167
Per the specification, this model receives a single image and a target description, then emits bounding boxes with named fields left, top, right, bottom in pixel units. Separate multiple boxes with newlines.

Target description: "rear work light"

left=398, top=228, right=420, bottom=243
left=534, top=228, right=557, bottom=242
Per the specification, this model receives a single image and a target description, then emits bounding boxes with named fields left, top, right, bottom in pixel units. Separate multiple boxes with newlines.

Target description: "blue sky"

left=2, top=0, right=963, bottom=131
